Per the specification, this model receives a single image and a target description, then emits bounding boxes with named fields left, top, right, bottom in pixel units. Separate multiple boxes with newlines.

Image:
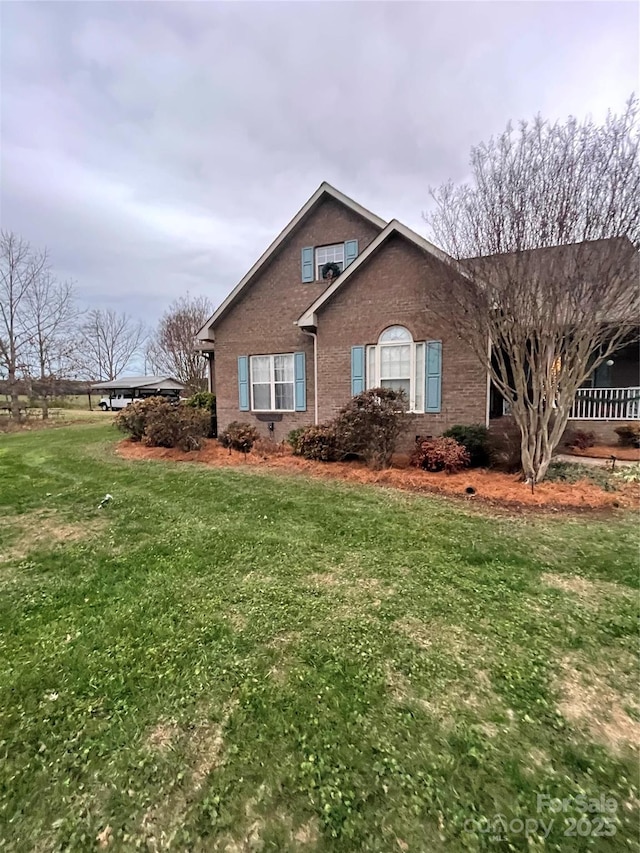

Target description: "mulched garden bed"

left=117, top=439, right=640, bottom=513
left=565, top=444, right=640, bottom=462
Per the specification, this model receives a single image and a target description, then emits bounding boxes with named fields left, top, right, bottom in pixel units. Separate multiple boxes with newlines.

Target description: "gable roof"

left=296, top=219, right=453, bottom=328
left=91, top=376, right=186, bottom=391
left=196, top=182, right=387, bottom=339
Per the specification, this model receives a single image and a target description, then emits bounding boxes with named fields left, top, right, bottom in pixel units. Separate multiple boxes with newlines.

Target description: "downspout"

left=301, top=328, right=319, bottom=425
left=485, top=334, right=492, bottom=428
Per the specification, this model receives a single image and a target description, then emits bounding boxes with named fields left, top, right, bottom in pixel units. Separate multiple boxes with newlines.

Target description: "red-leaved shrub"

left=218, top=421, right=260, bottom=452
left=297, top=424, right=338, bottom=461
left=410, top=436, right=470, bottom=474
left=564, top=429, right=596, bottom=451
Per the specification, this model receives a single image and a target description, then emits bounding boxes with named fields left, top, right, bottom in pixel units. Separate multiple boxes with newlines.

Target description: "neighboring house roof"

left=296, top=219, right=453, bottom=328
left=91, top=376, right=186, bottom=391
left=196, top=182, right=387, bottom=339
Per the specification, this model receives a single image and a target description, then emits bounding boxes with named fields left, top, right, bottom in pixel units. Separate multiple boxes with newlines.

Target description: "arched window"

left=366, top=326, right=426, bottom=412
left=379, top=325, right=413, bottom=343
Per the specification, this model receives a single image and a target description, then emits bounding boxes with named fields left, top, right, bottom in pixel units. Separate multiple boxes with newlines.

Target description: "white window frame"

left=365, top=327, right=426, bottom=413
left=315, top=243, right=345, bottom=280
left=250, top=353, right=295, bottom=412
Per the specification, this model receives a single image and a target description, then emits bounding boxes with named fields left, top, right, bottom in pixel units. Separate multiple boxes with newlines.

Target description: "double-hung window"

left=250, top=354, right=294, bottom=411
left=315, top=244, right=344, bottom=280
left=366, top=326, right=426, bottom=412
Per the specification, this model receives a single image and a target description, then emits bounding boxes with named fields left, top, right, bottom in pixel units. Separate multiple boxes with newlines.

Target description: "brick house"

left=196, top=182, right=639, bottom=447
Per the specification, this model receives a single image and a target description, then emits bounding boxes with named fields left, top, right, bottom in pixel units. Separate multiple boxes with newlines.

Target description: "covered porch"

left=569, top=342, right=639, bottom=421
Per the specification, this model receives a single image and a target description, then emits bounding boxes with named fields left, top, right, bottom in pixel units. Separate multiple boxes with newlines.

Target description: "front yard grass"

left=0, top=424, right=638, bottom=851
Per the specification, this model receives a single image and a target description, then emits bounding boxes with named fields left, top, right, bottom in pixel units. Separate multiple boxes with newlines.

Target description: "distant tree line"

left=0, top=230, right=213, bottom=418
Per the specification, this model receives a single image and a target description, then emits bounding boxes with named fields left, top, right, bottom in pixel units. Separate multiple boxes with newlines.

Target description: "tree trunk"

left=41, top=396, right=49, bottom=420
left=516, top=405, right=572, bottom=484
left=8, top=366, right=20, bottom=420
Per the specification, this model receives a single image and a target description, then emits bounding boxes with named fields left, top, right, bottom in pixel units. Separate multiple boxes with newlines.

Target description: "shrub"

left=115, top=397, right=165, bottom=442
left=486, top=427, right=522, bottom=473
left=411, top=436, right=470, bottom=474
left=116, top=397, right=208, bottom=451
left=333, top=387, right=410, bottom=469
left=614, top=423, right=640, bottom=448
left=564, top=429, right=596, bottom=450
left=442, top=424, right=490, bottom=467
left=286, top=426, right=309, bottom=455
left=297, top=424, right=338, bottom=462
left=186, top=391, right=216, bottom=412
left=142, top=402, right=209, bottom=452
left=186, top=391, right=216, bottom=437
left=219, top=421, right=260, bottom=452
left=546, top=461, right=615, bottom=491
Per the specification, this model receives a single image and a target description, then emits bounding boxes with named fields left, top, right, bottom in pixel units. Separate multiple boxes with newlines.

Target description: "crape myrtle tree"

left=425, top=98, right=640, bottom=483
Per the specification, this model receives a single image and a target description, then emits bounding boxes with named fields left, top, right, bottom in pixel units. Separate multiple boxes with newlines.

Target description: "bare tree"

left=425, top=98, right=640, bottom=483
left=146, top=294, right=212, bottom=393
left=23, top=274, right=79, bottom=418
left=75, top=309, right=146, bottom=381
left=0, top=232, right=49, bottom=418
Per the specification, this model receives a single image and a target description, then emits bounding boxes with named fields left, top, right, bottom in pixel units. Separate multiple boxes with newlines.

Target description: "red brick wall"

left=214, top=211, right=488, bottom=448
left=563, top=420, right=627, bottom=445
left=316, top=235, right=488, bottom=450
left=214, top=197, right=381, bottom=441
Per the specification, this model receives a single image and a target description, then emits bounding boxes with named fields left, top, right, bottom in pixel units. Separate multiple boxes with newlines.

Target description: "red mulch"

left=116, top=439, right=640, bottom=513
left=567, top=445, right=640, bottom=462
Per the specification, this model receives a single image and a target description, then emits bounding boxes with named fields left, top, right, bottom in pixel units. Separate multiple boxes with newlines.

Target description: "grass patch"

left=0, top=424, right=638, bottom=850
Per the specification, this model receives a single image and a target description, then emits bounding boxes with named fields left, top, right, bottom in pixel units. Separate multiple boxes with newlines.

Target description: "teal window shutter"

left=238, top=356, right=249, bottom=411
left=294, top=351, right=306, bottom=411
left=301, top=247, right=314, bottom=282
left=351, top=346, right=365, bottom=396
left=344, top=239, right=358, bottom=268
left=425, top=341, right=442, bottom=413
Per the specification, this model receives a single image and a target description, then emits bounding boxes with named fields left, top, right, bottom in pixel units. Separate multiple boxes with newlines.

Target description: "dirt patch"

left=555, top=655, right=640, bottom=756
left=385, top=660, right=498, bottom=726
left=116, top=438, right=639, bottom=513
left=541, top=572, right=635, bottom=605
left=0, top=509, right=106, bottom=564
left=307, top=571, right=340, bottom=587
left=293, top=818, right=320, bottom=845
left=387, top=619, right=500, bottom=723
left=146, top=721, right=180, bottom=752
left=394, top=616, right=470, bottom=653
left=227, top=610, right=248, bottom=633
left=568, top=445, right=640, bottom=462
left=141, top=698, right=238, bottom=850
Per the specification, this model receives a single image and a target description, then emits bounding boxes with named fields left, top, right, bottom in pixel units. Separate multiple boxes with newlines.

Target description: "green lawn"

left=0, top=425, right=638, bottom=852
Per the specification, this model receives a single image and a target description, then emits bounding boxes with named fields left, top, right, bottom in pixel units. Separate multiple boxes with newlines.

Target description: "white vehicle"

left=99, top=394, right=134, bottom=411
left=92, top=377, right=187, bottom=411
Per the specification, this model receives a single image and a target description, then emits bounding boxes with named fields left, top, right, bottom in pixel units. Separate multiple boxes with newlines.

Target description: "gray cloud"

left=1, top=1, right=637, bottom=322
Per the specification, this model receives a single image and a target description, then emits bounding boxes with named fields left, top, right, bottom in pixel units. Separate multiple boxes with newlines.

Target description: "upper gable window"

left=315, top=244, right=344, bottom=280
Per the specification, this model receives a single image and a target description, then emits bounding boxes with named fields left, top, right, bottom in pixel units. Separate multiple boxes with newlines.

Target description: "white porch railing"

left=569, top=387, right=640, bottom=420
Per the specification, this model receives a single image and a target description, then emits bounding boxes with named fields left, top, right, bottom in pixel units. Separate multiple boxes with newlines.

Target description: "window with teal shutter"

left=351, top=346, right=365, bottom=396
left=344, top=239, right=358, bottom=267
left=294, top=351, right=306, bottom=411
left=301, top=247, right=314, bottom=282
left=425, top=341, right=442, bottom=413
left=238, top=356, right=249, bottom=411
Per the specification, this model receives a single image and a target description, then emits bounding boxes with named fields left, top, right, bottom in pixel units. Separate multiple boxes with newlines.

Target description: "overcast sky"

left=1, top=1, right=637, bottom=324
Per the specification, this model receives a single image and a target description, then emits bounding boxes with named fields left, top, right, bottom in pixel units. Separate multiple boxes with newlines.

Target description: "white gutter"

left=485, top=335, right=492, bottom=428
left=301, top=328, right=319, bottom=425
